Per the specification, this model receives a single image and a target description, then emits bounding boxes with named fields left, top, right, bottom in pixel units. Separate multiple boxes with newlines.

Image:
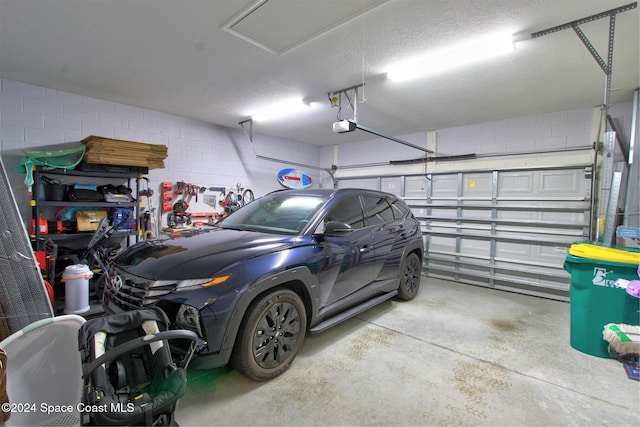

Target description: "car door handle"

left=359, top=246, right=371, bottom=253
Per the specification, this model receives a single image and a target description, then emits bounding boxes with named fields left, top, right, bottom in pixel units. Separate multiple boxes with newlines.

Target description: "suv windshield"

left=219, top=192, right=329, bottom=234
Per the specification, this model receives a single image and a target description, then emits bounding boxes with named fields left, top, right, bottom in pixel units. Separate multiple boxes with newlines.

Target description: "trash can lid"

left=569, top=242, right=640, bottom=264
left=62, top=264, right=92, bottom=275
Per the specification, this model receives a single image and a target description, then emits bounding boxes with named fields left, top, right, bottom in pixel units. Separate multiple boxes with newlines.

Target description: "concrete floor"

left=174, top=277, right=640, bottom=426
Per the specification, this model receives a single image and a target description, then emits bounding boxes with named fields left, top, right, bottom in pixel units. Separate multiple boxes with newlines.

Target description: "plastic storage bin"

left=564, top=243, right=640, bottom=357
left=61, top=264, right=93, bottom=314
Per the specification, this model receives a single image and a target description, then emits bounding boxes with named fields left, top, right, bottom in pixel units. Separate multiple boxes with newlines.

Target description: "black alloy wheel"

left=397, top=252, right=421, bottom=301
left=231, top=289, right=307, bottom=381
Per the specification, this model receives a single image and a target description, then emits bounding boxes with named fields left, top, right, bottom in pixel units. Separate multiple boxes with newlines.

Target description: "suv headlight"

left=148, top=275, right=231, bottom=293
left=177, top=275, right=231, bottom=290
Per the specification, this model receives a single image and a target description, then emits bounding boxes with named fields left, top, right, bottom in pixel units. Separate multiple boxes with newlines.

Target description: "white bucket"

left=62, top=264, right=93, bottom=314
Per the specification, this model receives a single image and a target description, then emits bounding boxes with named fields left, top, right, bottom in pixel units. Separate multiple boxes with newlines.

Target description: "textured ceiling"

left=224, top=0, right=390, bottom=55
left=0, top=0, right=638, bottom=147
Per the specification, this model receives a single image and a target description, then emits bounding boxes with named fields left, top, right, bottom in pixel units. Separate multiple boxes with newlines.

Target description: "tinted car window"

left=362, top=196, right=395, bottom=226
left=326, top=196, right=365, bottom=229
left=221, top=193, right=327, bottom=234
left=390, top=198, right=410, bottom=219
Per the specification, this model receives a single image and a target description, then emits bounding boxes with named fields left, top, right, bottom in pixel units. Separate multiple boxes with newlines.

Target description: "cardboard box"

left=76, top=210, right=107, bottom=232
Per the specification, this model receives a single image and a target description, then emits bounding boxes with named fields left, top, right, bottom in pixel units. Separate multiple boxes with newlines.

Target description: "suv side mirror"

left=323, top=221, right=353, bottom=237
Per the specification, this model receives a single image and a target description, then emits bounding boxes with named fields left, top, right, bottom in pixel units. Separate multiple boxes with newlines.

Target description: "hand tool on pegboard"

left=167, top=181, right=194, bottom=228
left=139, top=177, right=157, bottom=239
left=209, top=186, right=226, bottom=194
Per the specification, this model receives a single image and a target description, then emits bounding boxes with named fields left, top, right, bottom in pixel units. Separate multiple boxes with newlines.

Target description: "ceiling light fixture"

left=251, top=97, right=311, bottom=121
left=386, top=31, right=516, bottom=82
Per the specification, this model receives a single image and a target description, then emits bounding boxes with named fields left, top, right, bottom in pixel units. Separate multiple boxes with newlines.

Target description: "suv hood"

left=115, top=227, right=310, bottom=280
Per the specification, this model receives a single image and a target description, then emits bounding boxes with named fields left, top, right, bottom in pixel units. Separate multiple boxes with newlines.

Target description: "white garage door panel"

left=462, top=209, right=493, bottom=219
left=499, top=169, right=584, bottom=196
left=381, top=177, right=402, bottom=195
left=424, top=165, right=590, bottom=301
left=496, top=240, right=566, bottom=264
left=462, top=173, right=493, bottom=197
left=495, top=240, right=532, bottom=259
left=495, top=208, right=586, bottom=230
left=460, top=237, right=490, bottom=254
left=540, top=210, right=587, bottom=224
left=411, top=207, right=427, bottom=217
left=430, top=208, right=454, bottom=217
left=499, top=172, right=534, bottom=195
left=405, top=177, right=427, bottom=197
left=431, top=175, right=458, bottom=197
left=336, top=163, right=591, bottom=301
left=538, top=245, right=571, bottom=264
left=496, top=209, right=537, bottom=220
left=428, top=235, right=457, bottom=253
left=539, top=170, right=583, bottom=194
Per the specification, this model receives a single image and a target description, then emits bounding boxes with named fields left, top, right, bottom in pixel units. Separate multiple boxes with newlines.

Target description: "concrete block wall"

left=438, top=103, right=633, bottom=156
left=0, top=78, right=322, bottom=223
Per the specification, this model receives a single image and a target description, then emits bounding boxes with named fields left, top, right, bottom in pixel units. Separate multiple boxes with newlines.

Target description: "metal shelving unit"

left=30, top=166, right=140, bottom=243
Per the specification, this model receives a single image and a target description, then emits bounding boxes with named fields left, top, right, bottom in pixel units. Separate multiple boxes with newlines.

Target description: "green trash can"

left=564, top=244, right=640, bottom=358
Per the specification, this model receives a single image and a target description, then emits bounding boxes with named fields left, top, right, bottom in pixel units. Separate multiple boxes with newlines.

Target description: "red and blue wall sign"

left=277, top=168, right=313, bottom=189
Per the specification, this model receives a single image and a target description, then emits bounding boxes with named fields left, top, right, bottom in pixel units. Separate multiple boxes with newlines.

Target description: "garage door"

left=338, top=164, right=593, bottom=301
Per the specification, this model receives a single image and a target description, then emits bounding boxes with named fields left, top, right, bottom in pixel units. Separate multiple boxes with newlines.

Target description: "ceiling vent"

left=223, top=0, right=389, bottom=55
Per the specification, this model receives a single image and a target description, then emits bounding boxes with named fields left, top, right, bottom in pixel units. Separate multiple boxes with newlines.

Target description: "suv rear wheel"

left=231, top=288, right=307, bottom=381
left=397, top=252, right=421, bottom=301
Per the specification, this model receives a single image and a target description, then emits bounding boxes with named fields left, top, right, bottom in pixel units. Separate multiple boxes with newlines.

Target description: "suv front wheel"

left=231, top=288, right=307, bottom=381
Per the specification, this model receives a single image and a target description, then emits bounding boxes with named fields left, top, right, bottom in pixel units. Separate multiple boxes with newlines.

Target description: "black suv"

left=103, top=188, right=423, bottom=380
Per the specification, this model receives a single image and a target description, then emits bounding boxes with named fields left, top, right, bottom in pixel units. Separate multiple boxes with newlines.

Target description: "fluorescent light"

left=387, top=31, right=515, bottom=82
left=251, top=97, right=310, bottom=121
